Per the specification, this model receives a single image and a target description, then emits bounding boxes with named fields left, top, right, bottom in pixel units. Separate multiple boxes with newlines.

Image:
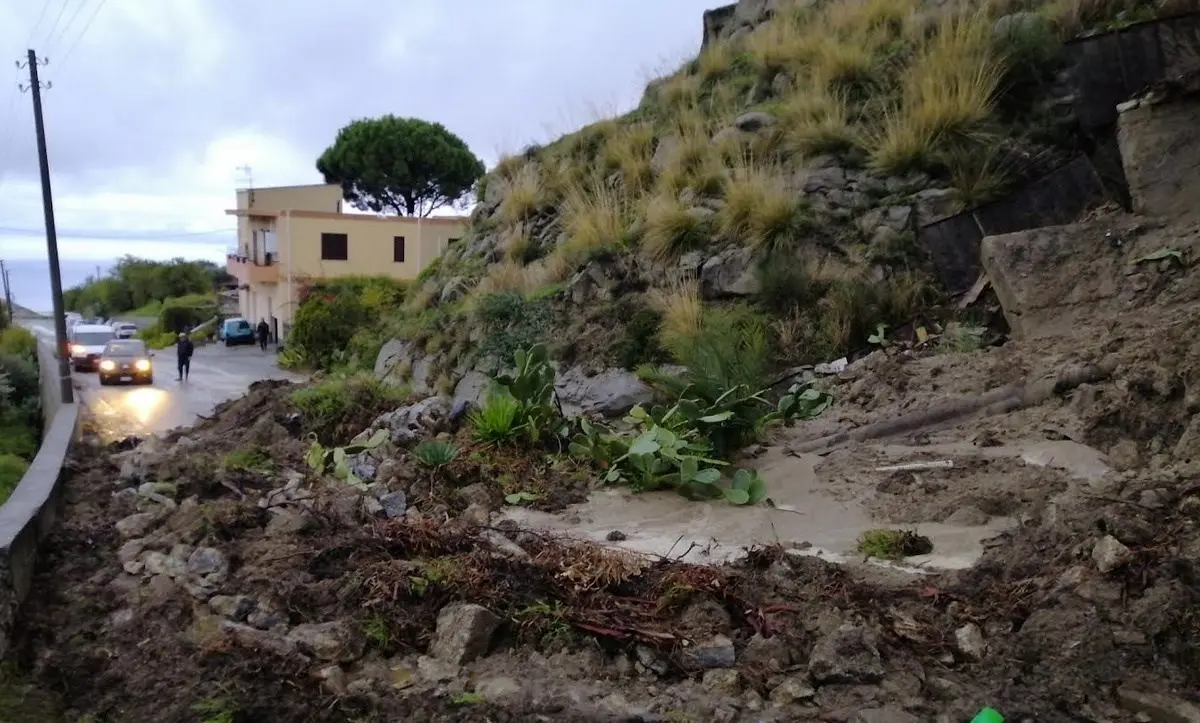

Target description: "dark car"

left=219, top=317, right=255, bottom=346
left=98, top=339, right=155, bottom=386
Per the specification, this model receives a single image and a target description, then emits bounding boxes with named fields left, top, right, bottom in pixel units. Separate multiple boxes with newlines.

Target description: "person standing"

left=176, top=332, right=194, bottom=381
left=256, top=318, right=270, bottom=351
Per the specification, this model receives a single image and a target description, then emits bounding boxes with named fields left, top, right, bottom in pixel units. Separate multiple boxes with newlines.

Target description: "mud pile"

left=12, top=211, right=1200, bottom=721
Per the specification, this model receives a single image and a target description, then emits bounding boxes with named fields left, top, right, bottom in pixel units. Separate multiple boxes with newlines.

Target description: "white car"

left=68, top=323, right=116, bottom=372
left=112, top=322, right=138, bottom=339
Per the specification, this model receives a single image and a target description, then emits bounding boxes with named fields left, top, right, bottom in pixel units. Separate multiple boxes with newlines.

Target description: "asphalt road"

left=27, top=323, right=304, bottom=440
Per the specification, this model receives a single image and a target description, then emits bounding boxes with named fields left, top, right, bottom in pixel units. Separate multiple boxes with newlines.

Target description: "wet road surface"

left=28, top=323, right=304, bottom=439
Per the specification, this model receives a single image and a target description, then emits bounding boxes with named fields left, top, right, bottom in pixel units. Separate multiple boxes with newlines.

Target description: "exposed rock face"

left=1118, top=93, right=1200, bottom=220
left=555, top=367, right=657, bottom=418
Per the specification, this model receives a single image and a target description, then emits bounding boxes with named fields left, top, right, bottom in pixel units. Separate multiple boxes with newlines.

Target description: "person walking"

left=256, top=318, right=270, bottom=351
left=176, top=332, right=194, bottom=382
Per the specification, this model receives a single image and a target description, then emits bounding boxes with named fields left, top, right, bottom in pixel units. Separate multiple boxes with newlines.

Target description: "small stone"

left=854, top=708, right=922, bottom=723
left=1092, top=535, right=1134, bottom=573
left=141, top=551, right=186, bottom=578
left=768, top=677, right=815, bottom=705
left=606, top=530, right=627, bottom=542
left=187, top=547, right=230, bottom=585
left=462, top=503, right=490, bottom=525
left=740, top=633, right=792, bottom=671
left=220, top=621, right=300, bottom=658
left=429, top=603, right=500, bottom=665
left=379, top=491, right=407, bottom=518
left=680, top=634, right=736, bottom=671
left=315, top=665, right=347, bottom=696
left=265, top=509, right=312, bottom=536
left=1138, top=488, right=1170, bottom=509
left=117, top=539, right=146, bottom=565
left=208, top=595, right=257, bottom=621
left=808, top=623, right=884, bottom=684
left=247, top=606, right=287, bottom=630
left=635, top=645, right=670, bottom=676
left=287, top=621, right=365, bottom=663
left=734, top=111, right=776, bottom=132
left=701, top=668, right=741, bottom=695
left=457, top=482, right=494, bottom=509
left=954, top=623, right=986, bottom=660
left=944, top=505, right=990, bottom=526
left=115, top=512, right=159, bottom=538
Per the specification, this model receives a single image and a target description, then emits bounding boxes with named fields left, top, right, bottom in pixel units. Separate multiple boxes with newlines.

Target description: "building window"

left=393, top=236, right=406, bottom=263
left=320, top=233, right=348, bottom=260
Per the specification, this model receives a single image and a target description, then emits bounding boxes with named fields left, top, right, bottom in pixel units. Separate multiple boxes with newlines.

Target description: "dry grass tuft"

left=718, top=163, right=810, bottom=253
left=778, top=80, right=859, bottom=158
left=601, top=123, right=656, bottom=195
left=497, top=162, right=545, bottom=223
left=866, top=8, right=1003, bottom=173
left=648, top=279, right=703, bottom=352
left=503, top=224, right=533, bottom=263
left=558, top=177, right=633, bottom=268
left=641, top=194, right=714, bottom=262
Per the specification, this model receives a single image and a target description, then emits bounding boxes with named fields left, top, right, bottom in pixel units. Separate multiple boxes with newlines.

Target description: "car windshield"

left=228, top=320, right=250, bottom=331
left=104, top=340, right=147, bottom=356
left=73, top=332, right=113, bottom=345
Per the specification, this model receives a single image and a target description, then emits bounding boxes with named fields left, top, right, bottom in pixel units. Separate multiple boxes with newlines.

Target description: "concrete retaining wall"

left=0, top=334, right=79, bottom=659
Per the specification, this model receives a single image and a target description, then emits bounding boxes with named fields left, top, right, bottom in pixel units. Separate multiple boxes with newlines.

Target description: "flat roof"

left=223, top=209, right=469, bottom=225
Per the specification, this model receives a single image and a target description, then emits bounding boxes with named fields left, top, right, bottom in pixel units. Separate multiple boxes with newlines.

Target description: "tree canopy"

left=64, top=256, right=232, bottom=317
left=316, top=115, right=485, bottom=217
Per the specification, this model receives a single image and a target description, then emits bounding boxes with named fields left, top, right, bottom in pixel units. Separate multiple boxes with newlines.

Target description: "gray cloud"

left=0, top=0, right=714, bottom=192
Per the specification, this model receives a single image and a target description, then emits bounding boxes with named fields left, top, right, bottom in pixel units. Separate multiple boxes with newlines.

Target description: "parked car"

left=219, top=317, right=255, bottom=346
left=98, top=339, right=154, bottom=386
left=68, top=324, right=116, bottom=372
left=112, top=322, right=139, bottom=339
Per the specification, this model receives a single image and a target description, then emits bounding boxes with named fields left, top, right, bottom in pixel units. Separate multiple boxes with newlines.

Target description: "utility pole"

left=0, top=261, right=12, bottom=325
left=19, top=49, right=73, bottom=404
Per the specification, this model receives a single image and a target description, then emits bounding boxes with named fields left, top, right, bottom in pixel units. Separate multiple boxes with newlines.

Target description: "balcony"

left=227, top=253, right=279, bottom=284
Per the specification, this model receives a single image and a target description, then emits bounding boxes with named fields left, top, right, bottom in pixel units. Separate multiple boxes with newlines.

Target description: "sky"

left=0, top=0, right=716, bottom=309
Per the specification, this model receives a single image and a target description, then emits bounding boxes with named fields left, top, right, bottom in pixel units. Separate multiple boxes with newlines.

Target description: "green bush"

left=159, top=294, right=217, bottom=333
left=289, top=292, right=369, bottom=369
left=0, top=452, right=29, bottom=504
left=0, top=354, right=40, bottom=410
left=469, top=390, right=523, bottom=445
left=0, top=327, right=37, bottom=359
left=0, top=414, right=37, bottom=459
left=475, top=291, right=552, bottom=365
left=615, top=308, right=670, bottom=370
left=290, top=373, right=407, bottom=444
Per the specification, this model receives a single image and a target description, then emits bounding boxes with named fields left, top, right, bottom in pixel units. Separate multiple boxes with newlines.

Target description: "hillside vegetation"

left=303, top=0, right=1169, bottom=388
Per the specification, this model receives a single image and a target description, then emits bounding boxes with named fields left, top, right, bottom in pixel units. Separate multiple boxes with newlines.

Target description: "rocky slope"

left=368, top=0, right=1179, bottom=404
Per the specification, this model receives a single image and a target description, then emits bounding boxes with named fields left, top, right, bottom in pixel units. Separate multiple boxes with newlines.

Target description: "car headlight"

left=71, top=344, right=85, bottom=355
left=134, top=359, right=151, bottom=372
left=99, top=360, right=116, bottom=371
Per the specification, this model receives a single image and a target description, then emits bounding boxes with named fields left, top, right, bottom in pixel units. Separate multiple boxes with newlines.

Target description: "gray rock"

left=379, top=491, right=408, bottom=518
left=374, top=339, right=415, bottom=381
left=457, top=482, right=494, bottom=510
left=568, top=262, right=612, bottom=304
left=187, top=547, right=230, bottom=583
left=1116, top=687, right=1200, bottom=723
left=555, top=366, right=656, bottom=418
left=701, top=668, right=741, bottom=695
left=220, top=621, right=300, bottom=658
left=802, top=165, right=848, bottom=193
left=651, top=136, right=681, bottom=173
left=265, top=509, right=312, bottom=536
left=681, top=634, right=736, bottom=671
left=914, top=187, right=958, bottom=224
left=117, top=539, right=146, bottom=565
left=287, top=621, right=365, bottom=663
left=440, top=276, right=468, bottom=304
left=854, top=709, right=921, bottom=723
left=700, top=246, right=759, bottom=298
left=375, top=395, right=451, bottom=445
left=678, top=250, right=705, bottom=274
left=1092, top=535, right=1133, bottom=573
left=416, top=655, right=460, bottom=683
left=734, top=111, right=776, bottom=132
left=429, top=603, right=501, bottom=665
left=452, top=371, right=491, bottom=413
left=140, top=551, right=187, bottom=579
left=954, top=623, right=987, bottom=660
left=808, top=623, right=884, bottom=684
left=115, top=512, right=159, bottom=538
left=209, top=594, right=257, bottom=621
left=635, top=645, right=670, bottom=676
left=944, top=505, right=990, bottom=526
left=993, top=11, right=1050, bottom=41
left=247, top=606, right=287, bottom=630
left=315, top=664, right=348, bottom=696
left=740, top=633, right=792, bottom=671
left=768, top=677, right=815, bottom=705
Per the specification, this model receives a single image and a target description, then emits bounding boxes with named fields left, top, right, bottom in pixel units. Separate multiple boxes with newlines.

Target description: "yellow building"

left=225, top=183, right=468, bottom=341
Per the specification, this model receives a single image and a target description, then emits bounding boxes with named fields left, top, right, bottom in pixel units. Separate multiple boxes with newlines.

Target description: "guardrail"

left=0, top=329, right=80, bottom=658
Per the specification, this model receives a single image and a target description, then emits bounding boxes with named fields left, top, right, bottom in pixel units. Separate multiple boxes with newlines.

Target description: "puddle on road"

left=500, top=445, right=1017, bottom=571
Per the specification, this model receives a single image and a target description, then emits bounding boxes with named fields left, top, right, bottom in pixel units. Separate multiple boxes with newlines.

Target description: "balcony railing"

left=226, top=253, right=279, bottom=284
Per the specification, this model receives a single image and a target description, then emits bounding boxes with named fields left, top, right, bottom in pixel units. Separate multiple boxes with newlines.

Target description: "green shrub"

left=289, top=293, right=368, bottom=369
left=0, top=353, right=40, bottom=409
left=221, top=447, right=274, bottom=473
left=0, top=327, right=37, bottom=359
left=0, top=452, right=29, bottom=504
left=615, top=308, right=670, bottom=370
left=469, top=343, right=565, bottom=445
left=475, top=291, right=553, bottom=365
left=290, top=374, right=407, bottom=444
left=0, top=415, right=37, bottom=459
left=158, top=294, right=217, bottom=333
left=470, top=389, right=523, bottom=445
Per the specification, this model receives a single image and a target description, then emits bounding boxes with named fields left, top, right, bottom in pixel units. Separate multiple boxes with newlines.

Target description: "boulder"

left=700, top=246, right=760, bottom=298
left=429, top=603, right=501, bottom=665
left=452, top=371, right=491, bottom=412
left=287, top=621, right=365, bottom=663
left=555, top=367, right=657, bottom=418
left=374, top=339, right=415, bottom=381
left=374, top=395, right=451, bottom=445
left=734, top=111, right=776, bottom=132
left=807, top=623, right=884, bottom=684
left=1118, top=93, right=1200, bottom=219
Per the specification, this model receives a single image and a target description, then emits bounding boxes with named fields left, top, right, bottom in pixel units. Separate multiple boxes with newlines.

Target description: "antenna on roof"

left=236, top=165, right=253, bottom=190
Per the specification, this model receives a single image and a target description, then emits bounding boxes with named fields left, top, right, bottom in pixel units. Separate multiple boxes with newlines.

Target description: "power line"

left=56, top=0, right=108, bottom=69
left=50, top=0, right=91, bottom=55
left=0, top=226, right=236, bottom=240
left=40, top=0, right=72, bottom=51
left=25, top=1, right=54, bottom=48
